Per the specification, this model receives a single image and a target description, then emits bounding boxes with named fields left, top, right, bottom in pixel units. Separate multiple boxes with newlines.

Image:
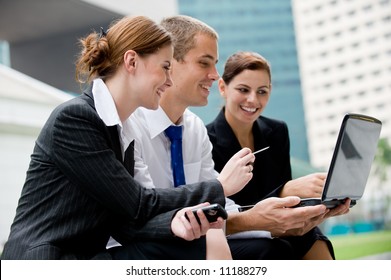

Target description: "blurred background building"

left=293, top=0, right=391, bottom=169
left=1, top=0, right=390, bottom=249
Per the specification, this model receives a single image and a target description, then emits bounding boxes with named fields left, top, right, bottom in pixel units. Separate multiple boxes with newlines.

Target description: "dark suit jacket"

left=2, top=88, right=224, bottom=260
left=207, top=108, right=290, bottom=205
left=207, top=108, right=334, bottom=259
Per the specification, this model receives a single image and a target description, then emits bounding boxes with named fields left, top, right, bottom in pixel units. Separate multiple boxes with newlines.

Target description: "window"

left=376, top=103, right=385, bottom=109
left=362, top=5, right=373, bottom=11
left=383, top=15, right=391, bottom=22
left=349, top=26, right=358, bottom=32
left=365, top=21, right=374, bottom=27
left=0, top=41, right=10, bottom=66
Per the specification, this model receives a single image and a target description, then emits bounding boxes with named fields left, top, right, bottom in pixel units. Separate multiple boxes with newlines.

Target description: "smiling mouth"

left=200, top=85, right=211, bottom=92
left=157, top=88, right=164, bottom=97
left=240, top=106, right=257, bottom=113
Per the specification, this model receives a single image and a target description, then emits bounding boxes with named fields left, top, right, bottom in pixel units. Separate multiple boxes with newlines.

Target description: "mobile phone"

left=185, top=203, right=228, bottom=224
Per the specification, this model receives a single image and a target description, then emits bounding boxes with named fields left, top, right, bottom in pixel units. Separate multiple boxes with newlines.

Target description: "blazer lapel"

left=82, top=85, right=134, bottom=175
left=123, top=140, right=134, bottom=176
left=107, top=125, right=123, bottom=163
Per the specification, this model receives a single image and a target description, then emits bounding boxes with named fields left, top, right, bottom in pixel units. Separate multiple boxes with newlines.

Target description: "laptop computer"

left=295, top=113, right=382, bottom=209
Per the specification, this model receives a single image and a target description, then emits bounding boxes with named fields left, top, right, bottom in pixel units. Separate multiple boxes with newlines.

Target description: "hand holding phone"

left=185, top=203, right=228, bottom=224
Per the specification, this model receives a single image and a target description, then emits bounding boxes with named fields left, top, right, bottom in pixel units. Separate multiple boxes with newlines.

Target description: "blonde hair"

left=75, top=15, right=172, bottom=83
left=161, top=15, right=218, bottom=62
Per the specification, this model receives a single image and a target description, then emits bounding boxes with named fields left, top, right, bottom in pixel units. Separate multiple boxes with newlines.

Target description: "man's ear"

left=218, top=78, right=227, bottom=97
left=123, top=50, right=137, bottom=72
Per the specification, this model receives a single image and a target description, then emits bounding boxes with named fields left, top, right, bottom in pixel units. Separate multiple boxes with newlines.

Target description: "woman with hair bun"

left=1, top=16, right=254, bottom=260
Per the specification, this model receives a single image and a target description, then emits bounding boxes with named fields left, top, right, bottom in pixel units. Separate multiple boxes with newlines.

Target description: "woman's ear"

left=123, top=50, right=137, bottom=72
left=218, top=78, right=227, bottom=98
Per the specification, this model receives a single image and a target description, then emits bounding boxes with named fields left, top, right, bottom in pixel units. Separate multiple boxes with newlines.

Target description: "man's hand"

left=280, top=172, right=327, bottom=198
left=226, top=196, right=327, bottom=236
left=217, top=148, right=255, bottom=197
left=282, top=198, right=351, bottom=236
left=324, top=198, right=351, bottom=218
left=171, top=203, right=225, bottom=241
left=251, top=196, right=328, bottom=236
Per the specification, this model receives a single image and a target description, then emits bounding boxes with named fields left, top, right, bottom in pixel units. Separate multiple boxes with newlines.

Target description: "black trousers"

left=228, top=238, right=294, bottom=260
left=282, top=227, right=335, bottom=259
left=229, top=228, right=335, bottom=260
left=108, top=238, right=207, bottom=260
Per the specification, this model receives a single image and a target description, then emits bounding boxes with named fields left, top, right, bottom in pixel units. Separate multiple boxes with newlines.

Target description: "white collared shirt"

left=129, top=106, right=218, bottom=189
left=92, top=78, right=134, bottom=159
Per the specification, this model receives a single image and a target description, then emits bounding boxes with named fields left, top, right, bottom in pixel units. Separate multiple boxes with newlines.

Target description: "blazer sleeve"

left=112, top=179, right=226, bottom=242
left=262, top=121, right=292, bottom=198
left=51, top=100, right=225, bottom=230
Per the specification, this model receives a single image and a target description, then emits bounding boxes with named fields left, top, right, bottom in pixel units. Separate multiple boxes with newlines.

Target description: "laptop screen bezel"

left=321, top=113, right=382, bottom=202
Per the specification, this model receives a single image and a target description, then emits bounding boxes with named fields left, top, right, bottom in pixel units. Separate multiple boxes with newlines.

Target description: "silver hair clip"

left=99, top=27, right=107, bottom=39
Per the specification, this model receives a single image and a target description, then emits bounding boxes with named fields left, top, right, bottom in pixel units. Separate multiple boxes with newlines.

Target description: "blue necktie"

left=165, top=125, right=186, bottom=187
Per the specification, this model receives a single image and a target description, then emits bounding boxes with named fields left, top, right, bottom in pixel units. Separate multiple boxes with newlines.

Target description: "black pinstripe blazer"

left=1, top=87, right=224, bottom=260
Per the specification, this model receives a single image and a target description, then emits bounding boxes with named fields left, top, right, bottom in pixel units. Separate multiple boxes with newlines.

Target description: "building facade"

left=293, top=0, right=391, bottom=169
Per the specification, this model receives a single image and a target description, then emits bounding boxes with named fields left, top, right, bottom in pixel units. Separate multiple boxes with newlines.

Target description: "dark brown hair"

left=222, top=51, right=272, bottom=85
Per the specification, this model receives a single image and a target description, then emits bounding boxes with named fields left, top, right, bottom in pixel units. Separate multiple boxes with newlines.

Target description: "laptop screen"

left=323, top=114, right=382, bottom=201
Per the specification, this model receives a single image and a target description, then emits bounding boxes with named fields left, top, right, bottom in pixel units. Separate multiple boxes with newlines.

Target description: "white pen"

left=253, top=146, right=270, bottom=155
left=238, top=205, right=255, bottom=212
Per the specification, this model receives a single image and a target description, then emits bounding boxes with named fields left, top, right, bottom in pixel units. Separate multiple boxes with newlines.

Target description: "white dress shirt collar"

left=141, top=106, right=183, bottom=139
left=92, top=78, right=120, bottom=127
left=92, top=78, right=134, bottom=156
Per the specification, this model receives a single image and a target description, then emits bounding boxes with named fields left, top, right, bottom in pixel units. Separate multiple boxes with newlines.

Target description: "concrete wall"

left=0, top=65, right=72, bottom=251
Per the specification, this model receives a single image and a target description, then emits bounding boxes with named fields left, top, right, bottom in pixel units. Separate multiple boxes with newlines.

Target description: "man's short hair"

left=161, top=15, right=218, bottom=61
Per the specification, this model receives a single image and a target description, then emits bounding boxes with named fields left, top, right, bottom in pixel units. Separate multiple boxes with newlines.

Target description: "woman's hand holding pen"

left=217, top=148, right=255, bottom=197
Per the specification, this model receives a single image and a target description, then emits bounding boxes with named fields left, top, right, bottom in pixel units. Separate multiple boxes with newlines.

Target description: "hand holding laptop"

left=284, top=198, right=351, bottom=237
left=235, top=196, right=329, bottom=237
